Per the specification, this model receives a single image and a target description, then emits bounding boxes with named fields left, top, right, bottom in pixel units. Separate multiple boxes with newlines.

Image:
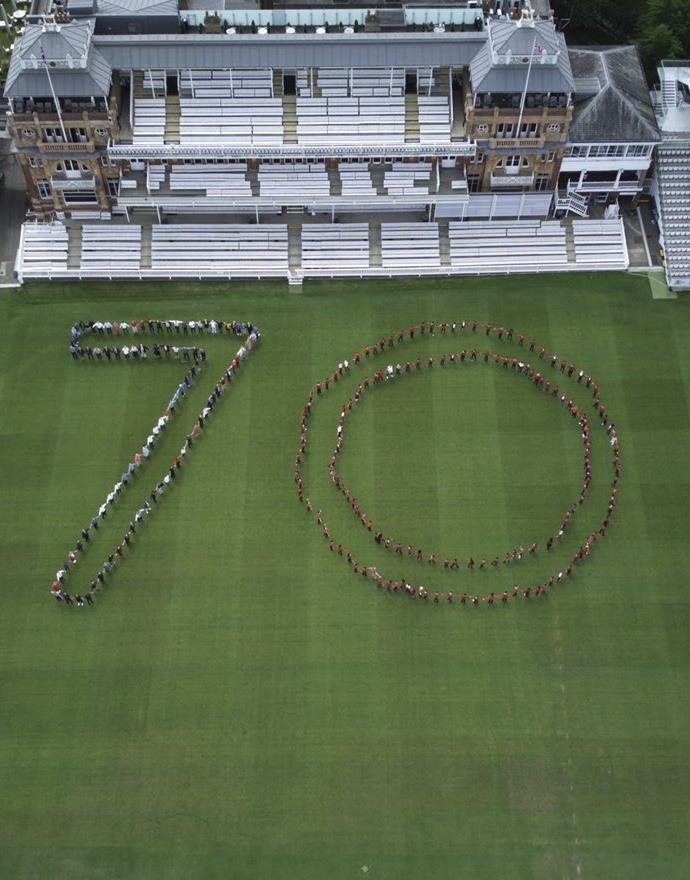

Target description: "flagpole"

left=516, top=33, right=537, bottom=140
left=42, top=48, right=68, bottom=144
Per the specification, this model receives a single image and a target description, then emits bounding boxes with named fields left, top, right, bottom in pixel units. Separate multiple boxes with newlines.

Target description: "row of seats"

left=340, top=169, right=377, bottom=197
left=381, top=222, right=440, bottom=269
left=296, top=95, right=405, bottom=144
left=448, top=220, right=569, bottom=270
left=146, top=165, right=165, bottom=193
left=572, top=219, right=628, bottom=268
left=301, top=223, right=370, bottom=270
left=179, top=69, right=273, bottom=99
left=132, top=98, right=165, bottom=145
left=151, top=224, right=289, bottom=272
left=178, top=96, right=283, bottom=145
left=418, top=95, right=451, bottom=143
left=384, top=168, right=431, bottom=196
left=169, top=164, right=252, bottom=197
left=315, top=67, right=405, bottom=98
left=19, top=222, right=68, bottom=272
left=258, top=163, right=330, bottom=198
left=80, top=225, right=142, bottom=270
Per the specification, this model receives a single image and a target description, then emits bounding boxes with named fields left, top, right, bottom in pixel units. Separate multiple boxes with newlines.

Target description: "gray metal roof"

left=96, top=0, right=178, bottom=15
left=93, top=29, right=486, bottom=71
left=469, top=18, right=574, bottom=94
left=5, top=21, right=113, bottom=97
left=569, top=46, right=661, bottom=142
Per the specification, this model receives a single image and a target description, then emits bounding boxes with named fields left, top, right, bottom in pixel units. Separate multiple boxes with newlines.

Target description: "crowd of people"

left=51, top=319, right=260, bottom=608
left=294, top=320, right=621, bottom=607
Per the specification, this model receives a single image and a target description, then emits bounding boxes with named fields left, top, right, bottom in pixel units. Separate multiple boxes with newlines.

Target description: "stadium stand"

left=301, top=223, right=370, bottom=271
left=150, top=224, right=289, bottom=275
left=381, top=222, right=440, bottom=269
left=655, top=146, right=690, bottom=288
left=80, top=225, right=142, bottom=271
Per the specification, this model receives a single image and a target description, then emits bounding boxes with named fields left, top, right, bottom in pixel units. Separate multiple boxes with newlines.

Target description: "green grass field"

left=1, top=272, right=689, bottom=880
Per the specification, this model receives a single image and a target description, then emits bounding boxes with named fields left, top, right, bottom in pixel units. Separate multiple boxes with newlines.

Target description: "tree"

left=638, top=0, right=690, bottom=78
left=639, top=23, right=682, bottom=66
left=640, top=0, right=690, bottom=52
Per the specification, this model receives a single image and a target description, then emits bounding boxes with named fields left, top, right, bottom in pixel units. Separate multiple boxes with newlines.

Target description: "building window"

left=59, top=159, right=89, bottom=173
left=28, top=156, right=37, bottom=168
left=36, top=179, right=51, bottom=200
left=43, top=127, right=65, bottom=143
left=468, top=175, right=480, bottom=193
left=69, top=127, right=88, bottom=143
left=107, top=179, right=119, bottom=197
left=62, top=190, right=98, bottom=204
left=626, top=144, right=648, bottom=157
left=565, top=145, right=588, bottom=158
left=519, top=122, right=539, bottom=138
left=547, top=122, right=560, bottom=134
left=535, top=174, right=550, bottom=191
left=496, top=123, right=514, bottom=139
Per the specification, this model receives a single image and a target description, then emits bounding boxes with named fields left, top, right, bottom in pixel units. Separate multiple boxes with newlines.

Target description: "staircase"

left=247, top=167, right=260, bottom=197
left=282, top=94, right=298, bottom=144
left=564, top=221, right=577, bottom=263
left=437, top=220, right=451, bottom=267
left=140, top=224, right=152, bottom=270
left=328, top=165, right=342, bottom=196
left=288, top=222, right=302, bottom=273
left=661, top=74, right=679, bottom=113
left=556, top=187, right=589, bottom=218
left=404, top=93, right=420, bottom=143
left=370, top=163, right=386, bottom=195
left=132, top=71, right=146, bottom=99
left=67, top=224, right=82, bottom=269
left=432, top=67, right=451, bottom=98
left=369, top=222, right=382, bottom=268
left=164, top=96, right=180, bottom=144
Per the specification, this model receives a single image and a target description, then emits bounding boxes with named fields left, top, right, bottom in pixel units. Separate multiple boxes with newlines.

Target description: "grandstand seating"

left=340, top=168, right=377, bottom=197
left=571, top=219, right=628, bottom=268
left=17, top=222, right=68, bottom=273
left=169, top=164, right=252, bottom=197
left=80, top=225, right=142, bottom=271
left=178, top=72, right=282, bottom=144
left=179, top=69, right=273, bottom=99
left=655, top=147, right=690, bottom=288
left=132, top=98, right=165, bottom=145
left=258, top=163, right=330, bottom=199
left=150, top=224, right=288, bottom=273
left=301, top=223, right=370, bottom=271
left=381, top=222, right=440, bottom=269
left=448, top=220, right=569, bottom=271
left=296, top=95, right=405, bottom=144
left=418, top=96, right=451, bottom=142
left=146, top=164, right=166, bottom=192
left=384, top=163, right=432, bottom=196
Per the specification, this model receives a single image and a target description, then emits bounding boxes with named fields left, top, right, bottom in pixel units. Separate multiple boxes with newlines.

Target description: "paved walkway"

left=0, top=150, right=26, bottom=283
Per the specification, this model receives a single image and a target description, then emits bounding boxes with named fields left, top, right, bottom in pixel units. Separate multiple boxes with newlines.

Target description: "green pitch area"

left=0, top=273, right=688, bottom=879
